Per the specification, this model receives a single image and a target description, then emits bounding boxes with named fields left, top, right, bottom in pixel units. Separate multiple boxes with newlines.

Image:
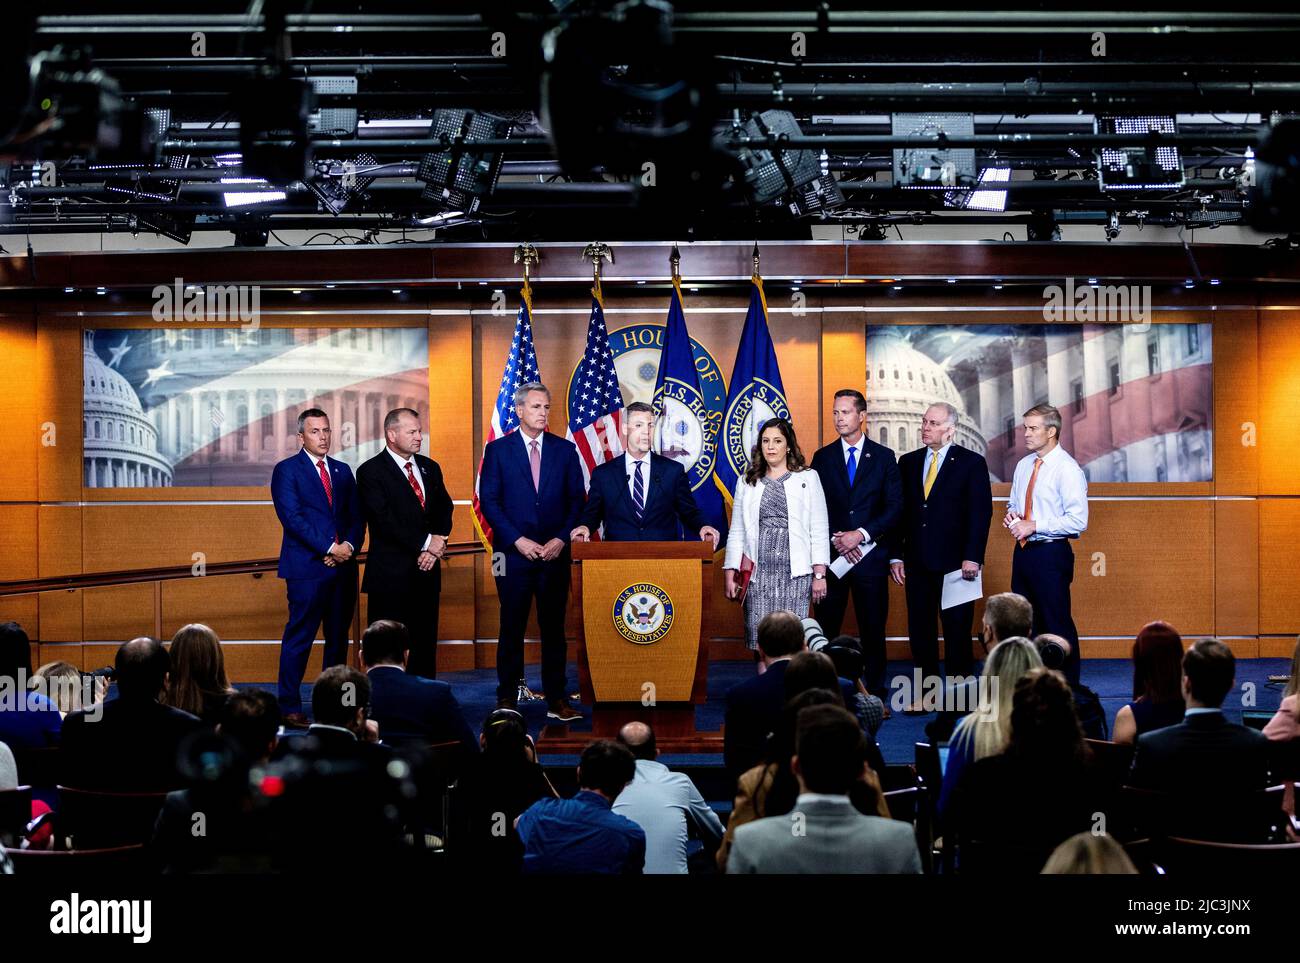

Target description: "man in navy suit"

left=810, top=389, right=902, bottom=698
left=270, top=408, right=365, bottom=725
left=570, top=401, right=720, bottom=547
left=479, top=382, right=586, bottom=721
left=360, top=619, right=478, bottom=752
left=357, top=407, right=454, bottom=680
left=888, top=402, right=993, bottom=702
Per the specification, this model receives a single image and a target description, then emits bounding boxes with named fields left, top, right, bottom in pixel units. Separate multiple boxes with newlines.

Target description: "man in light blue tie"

left=1004, top=403, right=1089, bottom=684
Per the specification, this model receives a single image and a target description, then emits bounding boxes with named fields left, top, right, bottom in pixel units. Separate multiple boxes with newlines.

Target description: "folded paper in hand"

left=830, top=539, right=876, bottom=579
left=941, top=568, right=983, bottom=610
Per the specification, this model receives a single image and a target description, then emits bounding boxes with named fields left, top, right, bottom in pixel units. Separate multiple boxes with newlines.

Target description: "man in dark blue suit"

left=360, top=619, right=478, bottom=752
left=479, top=382, right=586, bottom=721
left=888, top=402, right=993, bottom=700
left=270, top=408, right=365, bottom=725
left=810, top=389, right=902, bottom=698
left=570, top=402, right=720, bottom=547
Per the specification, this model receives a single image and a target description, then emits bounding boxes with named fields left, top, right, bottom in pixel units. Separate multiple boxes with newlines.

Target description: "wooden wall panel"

left=1258, top=309, right=1300, bottom=495
left=0, top=312, right=39, bottom=502
left=1212, top=310, right=1259, bottom=495
left=83, top=583, right=156, bottom=642
left=80, top=504, right=282, bottom=572
left=1215, top=498, right=1259, bottom=637
left=35, top=323, right=82, bottom=503
left=821, top=307, right=867, bottom=448
left=163, top=572, right=287, bottom=640
left=0, top=505, right=38, bottom=581
left=38, top=505, right=81, bottom=578
left=1260, top=499, right=1300, bottom=634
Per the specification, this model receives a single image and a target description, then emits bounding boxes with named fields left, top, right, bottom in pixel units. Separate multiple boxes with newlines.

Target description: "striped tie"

left=632, top=460, right=645, bottom=520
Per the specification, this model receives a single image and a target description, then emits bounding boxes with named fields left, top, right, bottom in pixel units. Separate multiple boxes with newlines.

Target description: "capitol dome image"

left=83, top=331, right=174, bottom=488
left=865, top=332, right=986, bottom=459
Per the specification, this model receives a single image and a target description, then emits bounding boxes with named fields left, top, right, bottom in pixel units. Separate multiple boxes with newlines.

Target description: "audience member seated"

left=61, top=637, right=202, bottom=792
left=718, top=688, right=889, bottom=871
left=1112, top=621, right=1186, bottom=745
left=151, top=689, right=281, bottom=873
left=1262, top=634, right=1300, bottom=742
left=360, top=619, right=477, bottom=751
left=825, top=634, right=886, bottom=737
left=927, top=593, right=1033, bottom=743
left=611, top=721, right=724, bottom=874
left=517, top=740, right=645, bottom=874
left=784, top=650, right=886, bottom=774
left=164, top=623, right=235, bottom=725
left=0, top=739, right=52, bottom=849
left=1041, top=832, right=1138, bottom=875
left=0, top=622, right=62, bottom=750
left=937, top=637, right=1042, bottom=825
left=727, top=704, right=922, bottom=874
left=952, top=669, right=1102, bottom=874
left=1035, top=634, right=1107, bottom=740
left=449, top=708, right=557, bottom=874
left=1127, top=639, right=1273, bottom=840
left=31, top=661, right=106, bottom=717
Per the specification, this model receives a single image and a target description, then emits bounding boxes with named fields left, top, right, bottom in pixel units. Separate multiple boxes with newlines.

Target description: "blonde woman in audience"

left=1041, top=832, right=1138, bottom=875
left=936, top=637, right=1042, bottom=822
left=31, top=661, right=97, bottom=716
left=165, top=623, right=235, bottom=724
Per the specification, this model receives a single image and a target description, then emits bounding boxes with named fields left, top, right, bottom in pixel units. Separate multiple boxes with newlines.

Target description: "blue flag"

left=652, top=280, right=728, bottom=545
left=715, top=276, right=791, bottom=504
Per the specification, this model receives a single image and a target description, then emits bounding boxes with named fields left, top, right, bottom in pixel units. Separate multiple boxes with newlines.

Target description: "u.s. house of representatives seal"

left=613, top=582, right=675, bottom=645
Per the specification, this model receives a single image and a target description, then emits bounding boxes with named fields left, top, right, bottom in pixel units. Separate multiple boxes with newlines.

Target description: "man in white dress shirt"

left=1003, top=403, right=1088, bottom=683
left=612, top=721, right=724, bottom=874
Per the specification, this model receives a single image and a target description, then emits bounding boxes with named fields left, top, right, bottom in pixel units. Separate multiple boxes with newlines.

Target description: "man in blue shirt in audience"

left=516, top=740, right=645, bottom=874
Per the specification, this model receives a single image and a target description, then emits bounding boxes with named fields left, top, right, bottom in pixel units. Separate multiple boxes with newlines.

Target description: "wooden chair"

left=2, top=843, right=146, bottom=876
left=0, top=786, right=33, bottom=845
left=56, top=786, right=170, bottom=849
left=1116, top=784, right=1287, bottom=844
left=1156, top=836, right=1300, bottom=874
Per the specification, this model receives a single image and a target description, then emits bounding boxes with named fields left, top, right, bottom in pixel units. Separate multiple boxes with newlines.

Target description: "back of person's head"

left=1182, top=638, right=1235, bottom=708
left=577, top=740, right=637, bottom=799
left=1033, top=634, right=1071, bottom=673
left=983, top=593, right=1033, bottom=643
left=0, top=621, right=32, bottom=679
left=311, top=665, right=371, bottom=729
left=218, top=689, right=281, bottom=762
left=825, top=635, right=865, bottom=682
left=481, top=707, right=531, bottom=762
left=783, top=650, right=840, bottom=700
left=115, top=636, right=170, bottom=702
left=361, top=620, right=409, bottom=668
left=760, top=688, right=845, bottom=815
left=756, top=610, right=804, bottom=659
left=1041, top=832, right=1138, bottom=875
left=794, top=704, right=868, bottom=796
left=616, top=721, right=656, bottom=761
left=1008, top=668, right=1086, bottom=763
left=167, top=623, right=231, bottom=716
left=954, top=636, right=1042, bottom=760
left=31, top=661, right=83, bottom=712
left=1131, top=620, right=1185, bottom=706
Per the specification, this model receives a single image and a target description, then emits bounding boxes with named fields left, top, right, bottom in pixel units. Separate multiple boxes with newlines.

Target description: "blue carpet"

left=260, top=657, right=1291, bottom=766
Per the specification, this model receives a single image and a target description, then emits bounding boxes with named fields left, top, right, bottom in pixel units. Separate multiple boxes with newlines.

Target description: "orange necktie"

left=1018, top=456, right=1044, bottom=548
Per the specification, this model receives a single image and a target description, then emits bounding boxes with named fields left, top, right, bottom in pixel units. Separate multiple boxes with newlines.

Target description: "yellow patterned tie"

left=923, top=451, right=939, bottom=499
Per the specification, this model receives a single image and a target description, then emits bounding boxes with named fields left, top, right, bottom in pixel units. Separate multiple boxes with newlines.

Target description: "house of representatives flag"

left=652, top=279, right=727, bottom=542
left=471, top=281, right=541, bottom=550
left=715, top=274, right=791, bottom=504
left=565, top=281, right=624, bottom=487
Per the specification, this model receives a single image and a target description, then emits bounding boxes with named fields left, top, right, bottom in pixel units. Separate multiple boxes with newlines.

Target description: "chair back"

left=3, top=843, right=146, bottom=877
left=1158, top=835, right=1300, bottom=874
left=883, top=786, right=919, bottom=824
left=1117, top=784, right=1287, bottom=844
left=57, top=786, right=170, bottom=849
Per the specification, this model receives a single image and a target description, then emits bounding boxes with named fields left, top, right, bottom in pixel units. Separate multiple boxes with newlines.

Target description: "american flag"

left=565, top=284, right=624, bottom=487
left=471, top=282, right=542, bottom=550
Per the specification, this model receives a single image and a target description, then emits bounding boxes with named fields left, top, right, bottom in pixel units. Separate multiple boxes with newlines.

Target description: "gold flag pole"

left=582, top=241, right=613, bottom=303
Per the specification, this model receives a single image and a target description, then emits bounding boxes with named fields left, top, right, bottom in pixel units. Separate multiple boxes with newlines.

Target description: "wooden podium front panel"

left=581, top=557, right=702, bottom=703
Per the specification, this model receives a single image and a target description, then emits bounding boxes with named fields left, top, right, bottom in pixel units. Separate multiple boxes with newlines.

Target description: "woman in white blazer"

left=724, top=418, right=830, bottom=658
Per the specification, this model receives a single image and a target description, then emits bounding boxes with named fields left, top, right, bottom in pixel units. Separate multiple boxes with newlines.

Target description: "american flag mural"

left=471, top=282, right=542, bottom=550
left=865, top=323, right=1213, bottom=483
left=564, top=282, right=624, bottom=487
left=82, top=326, right=428, bottom=488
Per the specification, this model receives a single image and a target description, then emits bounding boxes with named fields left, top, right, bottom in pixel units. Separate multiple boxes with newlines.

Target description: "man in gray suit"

left=727, top=704, right=922, bottom=874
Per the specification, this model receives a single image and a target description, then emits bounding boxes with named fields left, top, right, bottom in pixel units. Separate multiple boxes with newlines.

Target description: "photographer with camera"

left=1034, top=634, right=1107, bottom=740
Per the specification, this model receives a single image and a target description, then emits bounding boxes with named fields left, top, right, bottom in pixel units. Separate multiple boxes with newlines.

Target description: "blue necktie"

left=846, top=446, right=857, bottom=487
left=632, top=460, right=646, bottom=520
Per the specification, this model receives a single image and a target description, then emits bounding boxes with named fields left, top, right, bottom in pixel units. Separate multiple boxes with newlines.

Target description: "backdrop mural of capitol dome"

left=865, top=323, right=1213, bottom=484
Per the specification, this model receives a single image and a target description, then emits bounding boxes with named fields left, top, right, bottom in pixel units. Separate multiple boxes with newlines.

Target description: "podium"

left=538, top=540, right=721, bottom=752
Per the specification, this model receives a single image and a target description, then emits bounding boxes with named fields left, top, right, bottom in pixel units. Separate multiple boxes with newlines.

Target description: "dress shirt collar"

left=520, top=429, right=544, bottom=452
left=840, top=436, right=865, bottom=461
left=386, top=446, right=418, bottom=473
left=925, top=442, right=952, bottom=467
left=307, top=723, right=358, bottom=740
left=625, top=450, right=652, bottom=471
left=1184, top=706, right=1222, bottom=717
left=301, top=448, right=329, bottom=469
left=365, top=663, right=405, bottom=676
left=1035, top=443, right=1066, bottom=466
left=795, top=792, right=854, bottom=806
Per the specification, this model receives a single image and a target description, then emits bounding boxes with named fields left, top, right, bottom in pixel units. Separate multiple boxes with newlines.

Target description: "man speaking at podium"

left=570, top=402, right=720, bottom=547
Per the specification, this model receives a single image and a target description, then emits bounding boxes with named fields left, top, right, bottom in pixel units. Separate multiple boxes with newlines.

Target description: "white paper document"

left=941, top=568, right=983, bottom=610
left=830, top=539, right=876, bottom=579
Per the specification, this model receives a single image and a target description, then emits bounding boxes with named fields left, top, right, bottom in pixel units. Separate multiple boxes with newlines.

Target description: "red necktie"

left=405, top=461, right=426, bottom=509
left=316, top=459, right=333, bottom=506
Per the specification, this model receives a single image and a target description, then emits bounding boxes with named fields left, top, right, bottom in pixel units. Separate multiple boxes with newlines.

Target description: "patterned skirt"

left=744, top=525, right=812, bottom=650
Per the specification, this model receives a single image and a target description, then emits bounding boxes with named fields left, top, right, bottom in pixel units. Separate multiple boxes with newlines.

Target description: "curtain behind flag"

left=652, top=280, right=728, bottom=544
left=471, top=282, right=541, bottom=550
left=565, top=282, right=624, bottom=489
left=715, top=275, right=791, bottom=504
